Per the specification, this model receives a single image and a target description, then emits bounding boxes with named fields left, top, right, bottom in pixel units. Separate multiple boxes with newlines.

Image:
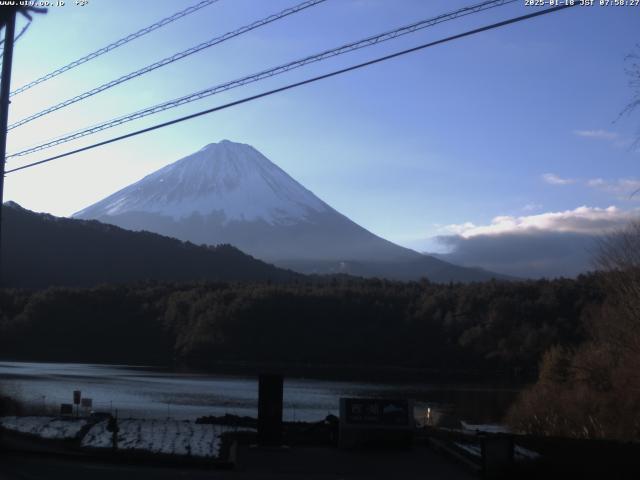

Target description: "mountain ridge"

left=1, top=202, right=301, bottom=288
left=74, top=140, right=507, bottom=282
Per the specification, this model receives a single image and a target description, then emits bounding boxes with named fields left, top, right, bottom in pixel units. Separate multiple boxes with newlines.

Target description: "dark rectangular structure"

left=481, top=435, right=514, bottom=477
left=343, top=398, right=411, bottom=426
left=339, top=398, right=414, bottom=448
left=257, top=374, right=283, bottom=445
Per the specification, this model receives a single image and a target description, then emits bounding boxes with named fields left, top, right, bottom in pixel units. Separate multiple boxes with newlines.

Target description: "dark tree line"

left=0, top=274, right=605, bottom=381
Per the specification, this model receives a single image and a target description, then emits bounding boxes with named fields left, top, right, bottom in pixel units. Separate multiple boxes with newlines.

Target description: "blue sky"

left=3, top=0, right=640, bottom=268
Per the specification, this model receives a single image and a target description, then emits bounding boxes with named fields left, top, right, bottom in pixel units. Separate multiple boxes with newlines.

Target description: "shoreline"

left=0, top=357, right=531, bottom=387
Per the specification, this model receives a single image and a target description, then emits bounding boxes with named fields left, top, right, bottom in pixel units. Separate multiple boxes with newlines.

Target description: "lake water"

left=0, top=361, right=520, bottom=425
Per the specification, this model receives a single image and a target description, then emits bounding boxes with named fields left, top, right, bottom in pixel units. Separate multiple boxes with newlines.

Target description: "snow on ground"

left=81, top=419, right=244, bottom=458
left=454, top=441, right=540, bottom=462
left=80, top=419, right=112, bottom=448
left=514, top=445, right=541, bottom=460
left=2, top=414, right=255, bottom=459
left=460, top=421, right=510, bottom=433
left=455, top=441, right=481, bottom=457
left=0, top=416, right=87, bottom=440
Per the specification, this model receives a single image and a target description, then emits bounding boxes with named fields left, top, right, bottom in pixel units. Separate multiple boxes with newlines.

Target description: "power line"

left=14, top=20, right=31, bottom=42
left=0, top=6, right=46, bottom=63
left=7, top=0, right=517, bottom=158
left=5, top=4, right=576, bottom=175
left=8, top=0, right=513, bottom=136
left=0, top=19, right=31, bottom=50
left=7, top=0, right=327, bottom=131
left=0, top=20, right=31, bottom=64
left=9, top=0, right=220, bottom=97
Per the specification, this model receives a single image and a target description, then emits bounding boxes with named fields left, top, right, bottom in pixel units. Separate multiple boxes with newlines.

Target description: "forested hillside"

left=0, top=275, right=604, bottom=380
left=0, top=203, right=300, bottom=288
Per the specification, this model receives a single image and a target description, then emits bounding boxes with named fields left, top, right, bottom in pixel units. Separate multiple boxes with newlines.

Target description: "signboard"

left=81, top=398, right=93, bottom=409
left=341, top=398, right=412, bottom=427
left=73, top=390, right=81, bottom=405
left=60, top=403, right=73, bottom=415
left=338, top=398, right=414, bottom=449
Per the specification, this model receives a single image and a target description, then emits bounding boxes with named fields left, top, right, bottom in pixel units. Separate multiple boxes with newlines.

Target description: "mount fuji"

left=74, top=140, right=502, bottom=282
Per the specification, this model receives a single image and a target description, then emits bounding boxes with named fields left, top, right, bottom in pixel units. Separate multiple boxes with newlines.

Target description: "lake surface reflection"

left=0, top=361, right=520, bottom=425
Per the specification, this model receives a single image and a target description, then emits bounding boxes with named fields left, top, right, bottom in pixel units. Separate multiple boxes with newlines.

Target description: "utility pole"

left=0, top=9, right=17, bottom=284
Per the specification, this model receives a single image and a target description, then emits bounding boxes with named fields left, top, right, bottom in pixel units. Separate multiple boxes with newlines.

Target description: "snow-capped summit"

left=74, top=141, right=503, bottom=281
left=74, top=139, right=419, bottom=265
left=75, top=140, right=328, bottom=226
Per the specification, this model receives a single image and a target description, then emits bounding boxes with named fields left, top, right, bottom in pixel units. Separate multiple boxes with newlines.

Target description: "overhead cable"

left=5, top=4, right=576, bottom=174
left=7, top=0, right=517, bottom=155
left=8, top=0, right=327, bottom=130
left=10, top=0, right=221, bottom=97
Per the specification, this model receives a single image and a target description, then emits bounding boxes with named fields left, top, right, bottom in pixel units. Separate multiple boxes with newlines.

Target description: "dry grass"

left=508, top=223, right=640, bottom=442
left=506, top=342, right=640, bottom=441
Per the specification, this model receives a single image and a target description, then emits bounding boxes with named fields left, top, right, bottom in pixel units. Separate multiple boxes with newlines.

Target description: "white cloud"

left=585, top=177, right=640, bottom=198
left=542, top=173, right=575, bottom=185
left=442, top=205, right=637, bottom=239
left=587, top=178, right=605, bottom=187
left=573, top=129, right=633, bottom=149
left=574, top=129, right=620, bottom=141
left=434, top=206, right=640, bottom=278
left=444, top=221, right=477, bottom=236
left=523, top=203, right=542, bottom=212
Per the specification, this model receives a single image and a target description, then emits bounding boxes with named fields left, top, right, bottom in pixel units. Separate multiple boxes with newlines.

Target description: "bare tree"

left=593, top=220, right=640, bottom=357
left=622, top=45, right=640, bottom=145
left=507, top=221, right=640, bottom=440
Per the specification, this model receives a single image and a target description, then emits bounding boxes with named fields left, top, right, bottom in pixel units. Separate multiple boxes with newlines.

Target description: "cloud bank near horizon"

left=432, top=206, right=640, bottom=279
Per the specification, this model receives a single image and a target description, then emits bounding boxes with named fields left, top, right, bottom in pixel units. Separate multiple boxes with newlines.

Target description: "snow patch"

left=75, top=140, right=329, bottom=226
left=81, top=419, right=252, bottom=458
left=454, top=441, right=540, bottom=462
left=515, top=445, right=541, bottom=460
left=0, top=416, right=87, bottom=440
left=454, top=441, right=481, bottom=457
left=461, top=421, right=510, bottom=433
